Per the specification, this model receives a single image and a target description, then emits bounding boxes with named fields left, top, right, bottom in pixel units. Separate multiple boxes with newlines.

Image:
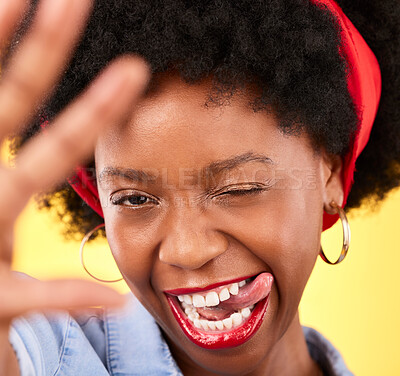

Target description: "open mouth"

left=164, top=272, right=273, bottom=349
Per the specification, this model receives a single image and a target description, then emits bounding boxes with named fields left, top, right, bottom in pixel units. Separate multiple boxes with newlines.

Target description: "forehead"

left=94, top=73, right=317, bottom=175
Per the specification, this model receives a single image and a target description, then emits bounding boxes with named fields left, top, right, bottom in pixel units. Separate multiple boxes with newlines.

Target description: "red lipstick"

left=164, top=274, right=256, bottom=296
left=165, top=272, right=273, bottom=349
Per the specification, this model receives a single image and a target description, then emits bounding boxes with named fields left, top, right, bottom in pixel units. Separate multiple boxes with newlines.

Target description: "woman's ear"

left=320, top=151, right=344, bottom=215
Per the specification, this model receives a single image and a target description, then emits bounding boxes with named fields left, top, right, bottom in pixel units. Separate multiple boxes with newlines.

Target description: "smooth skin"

left=0, top=1, right=149, bottom=374
left=95, top=72, right=343, bottom=375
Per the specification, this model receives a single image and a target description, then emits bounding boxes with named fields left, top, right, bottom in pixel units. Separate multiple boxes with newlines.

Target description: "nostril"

left=158, top=229, right=229, bottom=270
left=159, top=247, right=212, bottom=270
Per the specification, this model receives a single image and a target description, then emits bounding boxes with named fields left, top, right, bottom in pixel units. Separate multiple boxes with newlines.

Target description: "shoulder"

left=10, top=307, right=112, bottom=376
left=302, top=326, right=354, bottom=376
left=8, top=273, right=110, bottom=375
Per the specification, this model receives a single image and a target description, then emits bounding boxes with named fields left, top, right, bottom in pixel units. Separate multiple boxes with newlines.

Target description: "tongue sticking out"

left=196, top=272, right=273, bottom=321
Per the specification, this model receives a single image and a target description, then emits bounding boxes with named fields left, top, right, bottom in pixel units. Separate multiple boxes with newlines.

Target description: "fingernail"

left=92, top=57, right=150, bottom=107
left=40, top=0, right=70, bottom=22
left=106, top=56, right=150, bottom=93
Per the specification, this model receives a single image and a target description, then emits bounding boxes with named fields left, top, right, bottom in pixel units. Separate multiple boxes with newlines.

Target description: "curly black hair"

left=9, top=0, right=400, bottom=239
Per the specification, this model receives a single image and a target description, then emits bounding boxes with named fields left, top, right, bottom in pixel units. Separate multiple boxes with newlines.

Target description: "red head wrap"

left=43, top=0, right=381, bottom=232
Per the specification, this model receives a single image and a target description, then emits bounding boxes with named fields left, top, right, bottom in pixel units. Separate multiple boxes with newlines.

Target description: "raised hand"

left=0, top=1, right=149, bottom=373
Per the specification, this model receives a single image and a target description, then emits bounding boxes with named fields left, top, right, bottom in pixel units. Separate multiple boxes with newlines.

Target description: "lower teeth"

left=180, top=301, right=255, bottom=332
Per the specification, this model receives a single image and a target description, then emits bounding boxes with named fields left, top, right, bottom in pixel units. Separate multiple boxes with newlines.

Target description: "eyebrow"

left=204, top=151, right=275, bottom=176
left=98, top=151, right=276, bottom=184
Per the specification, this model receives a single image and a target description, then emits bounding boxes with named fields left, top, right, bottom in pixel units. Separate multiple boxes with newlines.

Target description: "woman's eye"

left=111, top=185, right=270, bottom=208
left=218, top=187, right=266, bottom=197
left=111, top=194, right=156, bottom=207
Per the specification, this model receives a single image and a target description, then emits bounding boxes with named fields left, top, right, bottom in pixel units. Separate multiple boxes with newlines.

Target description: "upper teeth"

left=205, top=291, right=219, bottom=306
left=193, top=294, right=206, bottom=307
left=177, top=279, right=249, bottom=308
left=229, top=283, right=239, bottom=295
left=219, top=288, right=230, bottom=302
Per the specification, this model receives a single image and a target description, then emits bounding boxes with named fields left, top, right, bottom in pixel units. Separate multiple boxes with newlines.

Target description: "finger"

left=0, top=0, right=94, bottom=141
left=0, top=168, right=15, bottom=264
left=0, top=224, right=14, bottom=266
left=0, top=0, right=27, bottom=47
left=0, top=275, right=127, bottom=321
left=2, top=56, right=150, bottom=219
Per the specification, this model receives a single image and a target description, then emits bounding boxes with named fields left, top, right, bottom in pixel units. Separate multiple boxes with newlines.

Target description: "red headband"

left=312, top=0, right=381, bottom=231
left=42, top=0, right=381, bottom=232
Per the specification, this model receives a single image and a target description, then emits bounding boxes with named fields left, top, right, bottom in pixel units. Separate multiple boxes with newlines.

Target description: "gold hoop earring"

left=80, top=223, right=123, bottom=283
left=320, top=200, right=351, bottom=265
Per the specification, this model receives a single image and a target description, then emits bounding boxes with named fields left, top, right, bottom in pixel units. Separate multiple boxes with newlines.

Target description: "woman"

left=1, top=0, right=399, bottom=375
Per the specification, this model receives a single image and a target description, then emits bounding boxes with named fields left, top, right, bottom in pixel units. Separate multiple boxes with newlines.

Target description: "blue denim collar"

left=105, top=296, right=183, bottom=375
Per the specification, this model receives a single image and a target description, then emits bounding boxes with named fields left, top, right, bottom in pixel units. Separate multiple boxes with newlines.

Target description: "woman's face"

left=95, top=72, right=343, bottom=375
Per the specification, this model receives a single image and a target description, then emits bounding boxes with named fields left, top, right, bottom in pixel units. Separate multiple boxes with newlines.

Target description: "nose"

left=158, top=208, right=229, bottom=270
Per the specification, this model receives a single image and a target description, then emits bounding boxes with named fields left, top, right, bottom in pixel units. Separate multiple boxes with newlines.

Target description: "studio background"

left=6, top=131, right=400, bottom=375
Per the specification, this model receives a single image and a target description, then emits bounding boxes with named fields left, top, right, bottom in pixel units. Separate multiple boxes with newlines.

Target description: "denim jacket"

left=9, top=291, right=354, bottom=376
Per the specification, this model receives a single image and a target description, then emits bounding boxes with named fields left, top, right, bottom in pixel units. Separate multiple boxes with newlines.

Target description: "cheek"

left=104, top=210, right=160, bottom=292
left=260, top=187, right=322, bottom=310
left=219, top=185, right=323, bottom=311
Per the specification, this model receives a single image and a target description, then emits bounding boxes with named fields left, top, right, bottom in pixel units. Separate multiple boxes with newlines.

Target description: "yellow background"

left=7, top=133, right=400, bottom=376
